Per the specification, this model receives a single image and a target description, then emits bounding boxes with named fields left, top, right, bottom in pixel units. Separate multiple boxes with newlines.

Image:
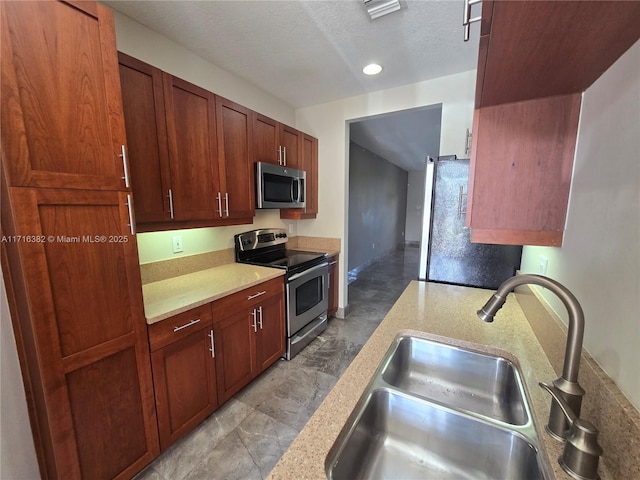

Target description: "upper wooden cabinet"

left=215, top=96, right=255, bottom=221
left=118, top=53, right=172, bottom=223
left=1, top=1, right=129, bottom=191
left=476, top=1, right=640, bottom=108
left=164, top=73, right=222, bottom=221
left=467, top=1, right=640, bottom=246
left=252, top=112, right=301, bottom=169
left=280, top=132, right=319, bottom=220
left=118, top=57, right=255, bottom=230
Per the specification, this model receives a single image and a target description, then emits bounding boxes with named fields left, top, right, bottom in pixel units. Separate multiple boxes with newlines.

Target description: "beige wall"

left=521, top=41, right=640, bottom=409
left=294, top=70, right=476, bottom=310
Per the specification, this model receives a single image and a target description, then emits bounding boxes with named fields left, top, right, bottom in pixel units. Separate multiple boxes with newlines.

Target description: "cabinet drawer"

left=211, top=277, right=284, bottom=318
left=148, top=304, right=213, bottom=351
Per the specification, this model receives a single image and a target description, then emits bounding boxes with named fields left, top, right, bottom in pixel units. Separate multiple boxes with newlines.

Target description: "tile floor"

left=136, top=245, right=420, bottom=480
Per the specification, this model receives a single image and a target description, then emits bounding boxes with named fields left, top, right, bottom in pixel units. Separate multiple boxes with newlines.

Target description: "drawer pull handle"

left=173, top=318, right=201, bottom=332
left=329, top=261, right=338, bottom=266
left=247, top=291, right=266, bottom=300
left=208, top=330, right=215, bottom=358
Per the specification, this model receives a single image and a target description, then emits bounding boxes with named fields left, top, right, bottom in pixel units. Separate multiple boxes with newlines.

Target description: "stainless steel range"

left=235, top=228, right=329, bottom=359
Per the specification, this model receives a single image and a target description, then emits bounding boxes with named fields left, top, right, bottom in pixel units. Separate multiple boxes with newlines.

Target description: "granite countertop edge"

left=142, top=263, right=285, bottom=324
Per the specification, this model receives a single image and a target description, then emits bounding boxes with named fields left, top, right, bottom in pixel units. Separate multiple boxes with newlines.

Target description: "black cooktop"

left=234, top=229, right=328, bottom=277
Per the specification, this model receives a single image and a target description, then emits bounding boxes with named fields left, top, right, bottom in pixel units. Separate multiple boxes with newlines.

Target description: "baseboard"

left=515, top=285, right=640, bottom=480
left=335, top=304, right=349, bottom=319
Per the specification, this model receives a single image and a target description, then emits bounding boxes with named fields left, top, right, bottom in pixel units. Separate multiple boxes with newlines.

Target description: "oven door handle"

left=288, top=262, right=328, bottom=282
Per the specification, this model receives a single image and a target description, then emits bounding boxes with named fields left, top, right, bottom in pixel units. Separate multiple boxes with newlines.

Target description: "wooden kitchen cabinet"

left=163, top=73, right=221, bottom=222
left=215, top=96, right=255, bottom=222
left=118, top=53, right=172, bottom=223
left=118, top=57, right=254, bottom=230
left=1, top=187, right=159, bottom=480
left=280, top=132, right=319, bottom=220
left=327, top=254, right=339, bottom=318
left=252, top=112, right=301, bottom=169
left=212, top=277, right=285, bottom=403
left=1, top=0, right=130, bottom=192
left=148, top=305, right=218, bottom=451
left=467, top=0, right=640, bottom=246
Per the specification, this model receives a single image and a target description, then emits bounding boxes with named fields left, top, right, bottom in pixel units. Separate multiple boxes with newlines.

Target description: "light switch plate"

left=172, top=236, right=183, bottom=253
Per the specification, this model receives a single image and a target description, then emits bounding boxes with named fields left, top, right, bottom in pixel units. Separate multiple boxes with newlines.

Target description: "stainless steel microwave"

left=255, top=162, right=306, bottom=209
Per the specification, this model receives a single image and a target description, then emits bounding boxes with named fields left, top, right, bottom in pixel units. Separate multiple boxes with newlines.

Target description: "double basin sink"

left=326, top=334, right=553, bottom=479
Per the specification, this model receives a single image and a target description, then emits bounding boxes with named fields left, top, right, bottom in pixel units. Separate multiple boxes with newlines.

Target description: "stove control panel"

left=235, top=228, right=288, bottom=252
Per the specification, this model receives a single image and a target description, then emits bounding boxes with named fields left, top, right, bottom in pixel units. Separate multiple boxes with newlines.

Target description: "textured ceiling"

left=104, top=0, right=479, bottom=171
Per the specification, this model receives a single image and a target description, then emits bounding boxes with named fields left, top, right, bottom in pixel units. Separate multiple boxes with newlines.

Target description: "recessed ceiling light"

left=363, top=63, right=383, bottom=75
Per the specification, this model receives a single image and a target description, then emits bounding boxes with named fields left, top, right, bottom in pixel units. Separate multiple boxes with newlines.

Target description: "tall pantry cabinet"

left=1, top=1, right=159, bottom=479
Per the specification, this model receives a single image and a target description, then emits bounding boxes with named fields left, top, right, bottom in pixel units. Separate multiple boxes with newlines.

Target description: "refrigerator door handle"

left=458, top=185, right=468, bottom=220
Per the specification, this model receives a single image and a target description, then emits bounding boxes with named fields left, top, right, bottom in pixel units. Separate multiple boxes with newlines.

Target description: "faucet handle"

left=539, top=382, right=603, bottom=480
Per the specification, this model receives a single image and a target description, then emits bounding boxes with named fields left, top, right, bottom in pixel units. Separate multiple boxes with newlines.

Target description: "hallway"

left=136, top=245, right=420, bottom=480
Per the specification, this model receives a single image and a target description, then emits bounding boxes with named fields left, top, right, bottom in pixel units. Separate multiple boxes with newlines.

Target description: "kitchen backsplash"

left=140, top=236, right=341, bottom=284
left=516, top=285, right=640, bottom=480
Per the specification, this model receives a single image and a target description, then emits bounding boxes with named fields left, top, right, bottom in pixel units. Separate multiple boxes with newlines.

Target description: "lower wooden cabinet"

left=148, top=305, right=217, bottom=451
left=147, top=277, right=285, bottom=450
left=328, top=254, right=339, bottom=318
left=212, top=277, right=285, bottom=403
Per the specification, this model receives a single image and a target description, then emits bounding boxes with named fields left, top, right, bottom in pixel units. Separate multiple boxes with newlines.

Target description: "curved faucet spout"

left=478, top=274, right=586, bottom=441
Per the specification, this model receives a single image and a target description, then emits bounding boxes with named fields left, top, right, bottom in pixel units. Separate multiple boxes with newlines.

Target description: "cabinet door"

left=151, top=326, right=218, bottom=451
left=255, top=293, right=285, bottom=372
left=213, top=308, right=256, bottom=403
left=279, top=124, right=300, bottom=169
left=281, top=132, right=318, bottom=220
left=2, top=187, right=159, bottom=480
left=253, top=112, right=280, bottom=165
left=163, top=74, right=220, bottom=221
left=216, top=97, right=254, bottom=221
left=467, top=94, right=581, bottom=246
left=1, top=1, right=128, bottom=191
left=118, top=53, right=172, bottom=223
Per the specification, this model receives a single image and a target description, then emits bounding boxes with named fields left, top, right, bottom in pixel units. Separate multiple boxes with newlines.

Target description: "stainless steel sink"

left=326, top=334, right=552, bottom=480
left=328, top=389, right=545, bottom=480
left=380, top=336, right=528, bottom=425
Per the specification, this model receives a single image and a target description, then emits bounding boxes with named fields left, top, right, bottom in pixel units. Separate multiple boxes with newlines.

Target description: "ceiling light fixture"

left=363, top=63, right=383, bottom=75
left=364, top=0, right=402, bottom=20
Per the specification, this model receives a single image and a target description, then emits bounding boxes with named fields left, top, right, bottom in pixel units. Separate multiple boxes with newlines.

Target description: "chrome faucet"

left=477, top=274, right=586, bottom=440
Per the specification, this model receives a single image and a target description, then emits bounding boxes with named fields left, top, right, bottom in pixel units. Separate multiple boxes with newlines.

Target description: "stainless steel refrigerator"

left=425, top=156, right=522, bottom=289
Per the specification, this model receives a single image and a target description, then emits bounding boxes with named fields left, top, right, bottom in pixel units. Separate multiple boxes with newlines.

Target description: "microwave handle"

left=296, top=178, right=302, bottom=203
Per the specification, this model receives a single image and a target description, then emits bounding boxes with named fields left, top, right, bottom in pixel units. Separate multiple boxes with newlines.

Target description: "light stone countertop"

left=142, top=263, right=285, bottom=324
left=268, top=281, right=611, bottom=480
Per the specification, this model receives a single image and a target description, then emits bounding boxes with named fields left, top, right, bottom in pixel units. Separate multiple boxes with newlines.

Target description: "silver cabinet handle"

left=119, top=145, right=131, bottom=188
left=224, top=192, right=229, bottom=217
left=277, top=146, right=282, bottom=165
left=173, top=318, right=201, bottom=332
left=257, top=306, right=263, bottom=330
left=251, top=309, right=257, bottom=332
left=126, top=194, right=135, bottom=235
left=167, top=189, right=175, bottom=219
left=329, top=260, right=338, bottom=266
left=247, top=291, right=266, bottom=300
left=463, top=0, right=482, bottom=42
left=216, top=192, right=223, bottom=217
left=283, top=146, right=287, bottom=166
left=208, top=330, right=215, bottom=358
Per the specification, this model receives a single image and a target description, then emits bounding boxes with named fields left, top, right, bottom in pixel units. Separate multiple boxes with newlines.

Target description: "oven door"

left=286, top=262, right=329, bottom=335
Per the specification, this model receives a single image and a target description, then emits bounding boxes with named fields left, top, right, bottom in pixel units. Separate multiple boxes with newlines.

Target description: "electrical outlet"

left=538, top=255, right=548, bottom=275
left=172, top=235, right=183, bottom=254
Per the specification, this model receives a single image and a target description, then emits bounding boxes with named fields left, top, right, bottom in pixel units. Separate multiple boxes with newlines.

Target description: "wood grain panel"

left=281, top=133, right=318, bottom=219
left=148, top=304, right=213, bottom=351
left=279, top=124, right=300, bottom=169
left=481, top=1, right=640, bottom=107
left=216, top=96, right=255, bottom=221
left=66, top=348, right=150, bottom=480
left=118, top=53, right=172, bottom=223
left=255, top=293, right=285, bottom=371
left=0, top=1, right=126, bottom=190
left=469, top=94, right=581, bottom=242
left=163, top=74, right=219, bottom=221
left=151, top=326, right=217, bottom=450
left=252, top=113, right=279, bottom=165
